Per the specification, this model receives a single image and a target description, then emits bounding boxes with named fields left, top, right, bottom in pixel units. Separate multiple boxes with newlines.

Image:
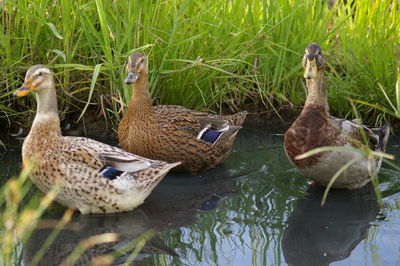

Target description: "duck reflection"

left=282, top=183, right=379, bottom=266
left=24, top=210, right=177, bottom=265
left=24, top=165, right=237, bottom=265
left=141, top=165, right=237, bottom=230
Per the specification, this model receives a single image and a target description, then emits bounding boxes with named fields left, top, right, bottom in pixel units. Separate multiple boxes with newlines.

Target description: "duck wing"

left=154, top=105, right=247, bottom=130
left=60, top=137, right=173, bottom=183
left=331, top=117, right=390, bottom=152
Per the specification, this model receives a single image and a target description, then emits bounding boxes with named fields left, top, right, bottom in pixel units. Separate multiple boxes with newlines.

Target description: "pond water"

left=1, top=125, right=400, bottom=265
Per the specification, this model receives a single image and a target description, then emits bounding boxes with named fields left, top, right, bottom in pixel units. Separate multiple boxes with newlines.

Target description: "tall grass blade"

left=76, top=64, right=102, bottom=122
left=46, top=23, right=63, bottom=40
left=30, top=209, right=74, bottom=266
left=321, top=156, right=362, bottom=206
left=396, top=68, right=400, bottom=112
left=60, top=233, right=119, bottom=266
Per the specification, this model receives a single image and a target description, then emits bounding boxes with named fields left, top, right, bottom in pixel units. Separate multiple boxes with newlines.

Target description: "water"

left=1, top=126, right=400, bottom=265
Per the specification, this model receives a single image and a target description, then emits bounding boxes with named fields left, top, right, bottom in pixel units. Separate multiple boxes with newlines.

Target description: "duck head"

left=302, top=43, right=325, bottom=80
left=125, top=52, right=148, bottom=85
left=14, top=65, right=54, bottom=97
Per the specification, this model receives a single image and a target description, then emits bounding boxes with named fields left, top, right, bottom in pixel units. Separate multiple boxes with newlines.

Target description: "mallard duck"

left=118, top=52, right=247, bottom=174
left=284, top=43, right=390, bottom=190
left=13, top=65, right=180, bottom=214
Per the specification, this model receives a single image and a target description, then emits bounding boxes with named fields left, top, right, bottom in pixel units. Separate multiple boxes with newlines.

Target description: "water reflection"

left=142, top=165, right=237, bottom=231
left=282, top=183, right=379, bottom=266
left=0, top=136, right=22, bottom=186
left=23, top=166, right=237, bottom=265
left=24, top=211, right=175, bottom=265
left=144, top=128, right=304, bottom=265
left=1, top=127, right=399, bottom=265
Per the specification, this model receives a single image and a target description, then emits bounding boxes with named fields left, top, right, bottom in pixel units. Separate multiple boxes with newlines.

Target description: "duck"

left=118, top=52, right=247, bottom=174
left=13, top=64, right=180, bottom=214
left=284, top=43, right=390, bottom=190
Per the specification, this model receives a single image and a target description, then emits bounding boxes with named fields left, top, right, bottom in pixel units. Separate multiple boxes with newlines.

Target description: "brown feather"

left=118, top=53, right=247, bottom=174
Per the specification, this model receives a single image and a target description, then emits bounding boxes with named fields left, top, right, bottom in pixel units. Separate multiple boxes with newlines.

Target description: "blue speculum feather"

left=99, top=165, right=124, bottom=180
left=198, top=194, right=222, bottom=212
left=200, top=129, right=223, bottom=144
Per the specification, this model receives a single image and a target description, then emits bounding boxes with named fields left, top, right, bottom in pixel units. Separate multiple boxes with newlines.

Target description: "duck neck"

left=30, top=87, right=61, bottom=137
left=132, top=73, right=152, bottom=102
left=128, top=73, right=153, bottom=118
left=304, top=72, right=329, bottom=113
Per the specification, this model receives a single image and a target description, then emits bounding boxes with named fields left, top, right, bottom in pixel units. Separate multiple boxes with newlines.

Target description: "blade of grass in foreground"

left=0, top=163, right=61, bottom=265
left=296, top=144, right=394, bottom=207
left=60, top=233, right=120, bottom=266
left=30, top=209, right=74, bottom=266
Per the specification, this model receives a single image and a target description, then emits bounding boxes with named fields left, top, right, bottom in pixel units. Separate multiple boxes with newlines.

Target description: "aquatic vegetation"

left=0, top=165, right=58, bottom=265
left=0, top=170, right=155, bottom=265
left=328, top=0, right=399, bottom=123
left=0, top=0, right=398, bottom=126
left=356, top=68, right=400, bottom=120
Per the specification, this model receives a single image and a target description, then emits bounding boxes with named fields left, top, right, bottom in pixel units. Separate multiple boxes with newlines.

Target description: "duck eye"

left=38, top=72, right=43, bottom=76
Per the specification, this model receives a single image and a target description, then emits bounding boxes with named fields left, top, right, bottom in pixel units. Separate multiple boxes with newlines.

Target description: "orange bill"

left=13, top=80, right=35, bottom=97
left=303, top=58, right=318, bottom=79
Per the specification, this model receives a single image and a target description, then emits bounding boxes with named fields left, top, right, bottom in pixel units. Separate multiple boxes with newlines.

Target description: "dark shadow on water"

left=23, top=165, right=238, bottom=265
left=282, top=183, right=379, bottom=266
left=142, top=165, right=237, bottom=230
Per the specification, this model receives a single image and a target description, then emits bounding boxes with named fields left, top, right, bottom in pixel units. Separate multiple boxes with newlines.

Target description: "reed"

left=0, top=165, right=58, bottom=265
left=0, top=166, right=153, bottom=265
left=0, top=0, right=398, bottom=125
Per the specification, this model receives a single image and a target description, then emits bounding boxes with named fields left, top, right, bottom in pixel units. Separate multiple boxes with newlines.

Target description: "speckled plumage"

left=284, top=44, right=389, bottom=189
left=15, top=65, right=180, bottom=214
left=118, top=52, right=247, bottom=174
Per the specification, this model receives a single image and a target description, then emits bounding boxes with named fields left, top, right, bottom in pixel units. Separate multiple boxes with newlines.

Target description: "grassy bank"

left=0, top=0, right=399, bottom=127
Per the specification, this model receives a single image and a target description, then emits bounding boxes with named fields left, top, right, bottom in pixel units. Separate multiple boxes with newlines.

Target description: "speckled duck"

left=14, top=65, right=180, bottom=214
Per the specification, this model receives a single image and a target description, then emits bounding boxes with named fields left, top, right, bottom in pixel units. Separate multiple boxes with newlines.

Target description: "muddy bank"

left=1, top=103, right=398, bottom=145
left=0, top=104, right=298, bottom=141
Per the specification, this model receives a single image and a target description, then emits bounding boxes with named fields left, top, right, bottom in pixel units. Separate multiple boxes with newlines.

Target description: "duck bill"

left=13, top=81, right=35, bottom=97
left=125, top=72, right=139, bottom=84
left=303, top=58, right=318, bottom=79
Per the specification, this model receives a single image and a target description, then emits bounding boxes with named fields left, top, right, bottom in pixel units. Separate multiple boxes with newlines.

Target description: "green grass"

left=0, top=165, right=54, bottom=265
left=327, top=0, right=400, bottom=124
left=0, top=0, right=399, bottom=126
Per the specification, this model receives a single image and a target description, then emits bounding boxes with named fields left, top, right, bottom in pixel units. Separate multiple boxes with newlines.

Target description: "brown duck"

left=284, top=43, right=390, bottom=190
left=118, top=52, right=247, bottom=174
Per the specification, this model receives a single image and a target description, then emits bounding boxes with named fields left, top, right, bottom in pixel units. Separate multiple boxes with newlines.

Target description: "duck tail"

left=374, top=125, right=390, bottom=152
left=134, top=161, right=181, bottom=186
left=227, top=111, right=247, bottom=126
left=156, top=162, right=182, bottom=176
left=218, top=125, right=242, bottom=141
